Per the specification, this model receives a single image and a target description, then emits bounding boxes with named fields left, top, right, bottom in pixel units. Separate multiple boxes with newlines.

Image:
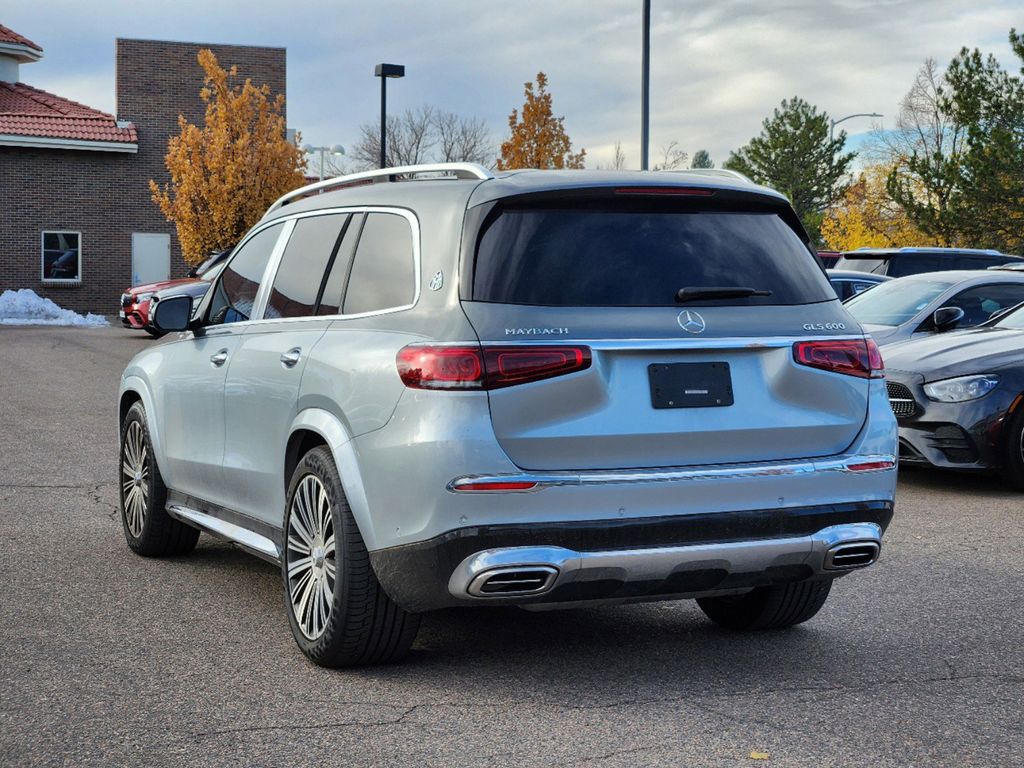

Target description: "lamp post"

left=640, top=0, right=651, bottom=170
left=829, top=112, right=882, bottom=142
left=302, top=144, right=346, bottom=181
left=374, top=63, right=405, bottom=169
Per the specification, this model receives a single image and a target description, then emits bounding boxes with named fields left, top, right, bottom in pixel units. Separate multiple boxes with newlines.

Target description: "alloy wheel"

left=120, top=421, right=149, bottom=537
left=286, top=475, right=337, bottom=640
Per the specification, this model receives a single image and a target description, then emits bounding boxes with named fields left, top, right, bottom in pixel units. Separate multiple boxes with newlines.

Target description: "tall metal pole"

left=379, top=76, right=387, bottom=169
left=641, top=0, right=650, bottom=170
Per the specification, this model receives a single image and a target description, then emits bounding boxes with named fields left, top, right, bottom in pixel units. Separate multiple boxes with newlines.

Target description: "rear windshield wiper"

left=675, top=286, right=772, bottom=303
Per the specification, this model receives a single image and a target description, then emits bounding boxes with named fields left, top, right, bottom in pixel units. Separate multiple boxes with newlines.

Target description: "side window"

left=41, top=231, right=81, bottom=283
left=946, top=284, right=1024, bottom=326
left=953, top=255, right=990, bottom=270
left=318, top=214, right=363, bottom=315
left=887, top=254, right=945, bottom=277
left=342, top=213, right=415, bottom=315
left=830, top=280, right=849, bottom=300
left=851, top=281, right=876, bottom=296
left=264, top=214, right=350, bottom=319
left=207, top=224, right=282, bottom=326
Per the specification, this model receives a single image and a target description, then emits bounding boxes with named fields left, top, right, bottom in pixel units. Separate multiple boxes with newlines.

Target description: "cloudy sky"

left=6, top=1, right=1020, bottom=168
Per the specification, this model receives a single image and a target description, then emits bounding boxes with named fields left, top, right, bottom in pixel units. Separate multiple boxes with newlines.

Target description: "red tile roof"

left=0, top=81, right=136, bottom=144
left=0, top=24, right=42, bottom=52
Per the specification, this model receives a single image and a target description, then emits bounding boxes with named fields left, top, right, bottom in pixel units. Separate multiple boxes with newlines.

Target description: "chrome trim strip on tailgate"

left=448, top=454, right=897, bottom=492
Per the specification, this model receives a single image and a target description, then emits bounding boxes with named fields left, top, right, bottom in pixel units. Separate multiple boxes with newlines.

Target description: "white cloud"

left=4, top=0, right=1020, bottom=169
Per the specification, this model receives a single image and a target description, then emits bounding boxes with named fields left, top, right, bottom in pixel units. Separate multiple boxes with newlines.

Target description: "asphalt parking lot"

left=1, top=325, right=1022, bottom=767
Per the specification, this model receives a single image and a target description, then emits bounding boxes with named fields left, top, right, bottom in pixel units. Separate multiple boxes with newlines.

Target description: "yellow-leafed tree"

left=821, top=164, right=936, bottom=251
left=150, top=49, right=307, bottom=265
left=497, top=72, right=586, bottom=170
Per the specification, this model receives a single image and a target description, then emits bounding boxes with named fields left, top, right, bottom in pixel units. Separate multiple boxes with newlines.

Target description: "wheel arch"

left=118, top=377, right=165, bottom=469
left=286, top=409, right=378, bottom=550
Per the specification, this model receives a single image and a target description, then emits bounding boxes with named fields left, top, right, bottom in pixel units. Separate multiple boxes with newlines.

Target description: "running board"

left=167, top=504, right=280, bottom=564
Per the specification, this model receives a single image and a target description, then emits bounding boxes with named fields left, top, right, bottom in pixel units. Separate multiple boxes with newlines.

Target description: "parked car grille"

left=886, top=381, right=916, bottom=418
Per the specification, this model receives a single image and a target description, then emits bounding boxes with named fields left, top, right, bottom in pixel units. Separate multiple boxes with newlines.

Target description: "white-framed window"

left=41, top=231, right=82, bottom=283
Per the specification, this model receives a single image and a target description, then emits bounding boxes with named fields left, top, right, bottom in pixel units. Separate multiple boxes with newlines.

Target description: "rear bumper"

left=370, top=500, right=893, bottom=611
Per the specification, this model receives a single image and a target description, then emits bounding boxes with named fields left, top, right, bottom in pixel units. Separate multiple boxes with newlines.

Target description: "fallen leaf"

left=750, top=751, right=770, bottom=760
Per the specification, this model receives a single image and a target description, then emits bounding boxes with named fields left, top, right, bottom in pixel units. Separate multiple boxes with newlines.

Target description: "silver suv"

left=118, top=163, right=898, bottom=667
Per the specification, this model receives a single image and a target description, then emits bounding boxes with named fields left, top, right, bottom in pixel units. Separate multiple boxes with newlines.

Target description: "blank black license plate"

left=648, top=362, right=734, bottom=409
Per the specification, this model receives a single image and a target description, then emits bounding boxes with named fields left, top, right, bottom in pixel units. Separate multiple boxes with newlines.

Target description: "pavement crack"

left=189, top=705, right=421, bottom=740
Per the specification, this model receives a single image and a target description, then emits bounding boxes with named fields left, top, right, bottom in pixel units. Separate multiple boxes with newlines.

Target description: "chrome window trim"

left=249, top=206, right=422, bottom=325
left=448, top=453, right=897, bottom=492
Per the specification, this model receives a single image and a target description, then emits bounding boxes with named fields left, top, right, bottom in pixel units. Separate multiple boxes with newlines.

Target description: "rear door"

left=462, top=194, right=870, bottom=471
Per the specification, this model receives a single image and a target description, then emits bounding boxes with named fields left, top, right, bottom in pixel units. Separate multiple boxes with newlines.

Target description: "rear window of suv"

left=472, top=205, right=833, bottom=306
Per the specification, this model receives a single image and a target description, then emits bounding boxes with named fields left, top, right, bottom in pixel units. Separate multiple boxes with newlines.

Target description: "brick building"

left=0, top=23, right=286, bottom=313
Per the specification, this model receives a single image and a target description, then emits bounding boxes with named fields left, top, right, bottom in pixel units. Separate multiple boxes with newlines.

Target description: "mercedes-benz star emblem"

left=677, top=310, right=706, bottom=334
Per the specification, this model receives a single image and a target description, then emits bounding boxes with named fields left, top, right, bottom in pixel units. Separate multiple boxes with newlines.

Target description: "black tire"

left=1000, top=407, right=1024, bottom=491
left=119, top=402, right=200, bottom=557
left=282, top=446, right=420, bottom=667
left=697, top=579, right=833, bottom=630
left=144, top=327, right=165, bottom=338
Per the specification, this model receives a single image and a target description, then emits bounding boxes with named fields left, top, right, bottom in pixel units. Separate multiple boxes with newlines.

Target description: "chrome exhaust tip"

left=824, top=541, right=880, bottom=571
left=467, top=566, right=558, bottom=597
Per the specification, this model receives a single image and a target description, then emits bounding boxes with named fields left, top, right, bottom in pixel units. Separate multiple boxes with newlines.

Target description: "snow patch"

left=0, top=289, right=109, bottom=327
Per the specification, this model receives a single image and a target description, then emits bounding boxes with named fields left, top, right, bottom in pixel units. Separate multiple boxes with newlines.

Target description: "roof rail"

left=672, top=168, right=755, bottom=184
left=268, top=162, right=494, bottom=212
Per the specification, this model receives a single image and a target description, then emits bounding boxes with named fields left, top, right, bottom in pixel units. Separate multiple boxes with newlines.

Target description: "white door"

left=131, top=233, right=170, bottom=286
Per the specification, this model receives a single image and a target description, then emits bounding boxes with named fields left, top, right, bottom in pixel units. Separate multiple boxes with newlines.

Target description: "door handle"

left=280, top=347, right=302, bottom=368
left=210, top=348, right=229, bottom=367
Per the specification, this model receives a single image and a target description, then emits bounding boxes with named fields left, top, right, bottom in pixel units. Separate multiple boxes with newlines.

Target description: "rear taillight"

left=397, top=344, right=592, bottom=390
left=793, top=338, right=884, bottom=379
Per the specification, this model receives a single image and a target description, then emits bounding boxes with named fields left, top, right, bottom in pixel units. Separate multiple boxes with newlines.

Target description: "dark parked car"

left=834, top=247, right=1024, bottom=277
left=884, top=305, right=1024, bottom=488
left=827, top=269, right=890, bottom=301
left=843, top=271, right=1024, bottom=346
left=818, top=250, right=842, bottom=268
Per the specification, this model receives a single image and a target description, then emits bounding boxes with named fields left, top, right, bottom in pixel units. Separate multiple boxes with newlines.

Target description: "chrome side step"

left=167, top=504, right=280, bottom=564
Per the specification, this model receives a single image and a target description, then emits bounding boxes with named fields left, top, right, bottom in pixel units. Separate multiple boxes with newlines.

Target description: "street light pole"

left=640, top=0, right=650, bottom=171
left=379, top=75, right=387, bottom=169
left=374, top=63, right=405, bottom=169
left=829, top=112, right=883, bottom=142
left=302, top=144, right=346, bottom=181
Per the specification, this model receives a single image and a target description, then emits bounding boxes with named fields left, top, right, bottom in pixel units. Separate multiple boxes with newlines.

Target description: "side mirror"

left=932, top=306, right=965, bottom=332
left=151, top=295, right=193, bottom=333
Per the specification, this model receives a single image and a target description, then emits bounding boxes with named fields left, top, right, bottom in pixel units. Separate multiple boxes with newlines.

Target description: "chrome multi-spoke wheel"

left=286, top=474, right=337, bottom=640
left=118, top=403, right=199, bottom=557
left=120, top=420, right=149, bottom=537
left=282, top=446, right=419, bottom=666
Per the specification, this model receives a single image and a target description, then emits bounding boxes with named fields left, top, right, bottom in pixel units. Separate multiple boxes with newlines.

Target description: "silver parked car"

left=118, top=164, right=898, bottom=667
left=844, top=270, right=1024, bottom=346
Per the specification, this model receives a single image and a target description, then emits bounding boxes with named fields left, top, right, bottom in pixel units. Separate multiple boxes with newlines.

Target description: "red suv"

left=120, top=249, right=231, bottom=336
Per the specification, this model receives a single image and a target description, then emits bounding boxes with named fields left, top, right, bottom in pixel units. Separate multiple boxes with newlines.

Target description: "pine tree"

left=725, top=97, right=854, bottom=243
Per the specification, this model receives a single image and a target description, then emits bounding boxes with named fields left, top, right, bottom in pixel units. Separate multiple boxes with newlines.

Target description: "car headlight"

left=135, top=292, right=153, bottom=303
left=923, top=374, right=1000, bottom=403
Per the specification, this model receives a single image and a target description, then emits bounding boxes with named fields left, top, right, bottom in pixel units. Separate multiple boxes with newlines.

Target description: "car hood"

left=883, top=327, right=1024, bottom=380
left=125, top=277, right=200, bottom=295
left=862, top=323, right=903, bottom=346
left=154, top=281, right=211, bottom=299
